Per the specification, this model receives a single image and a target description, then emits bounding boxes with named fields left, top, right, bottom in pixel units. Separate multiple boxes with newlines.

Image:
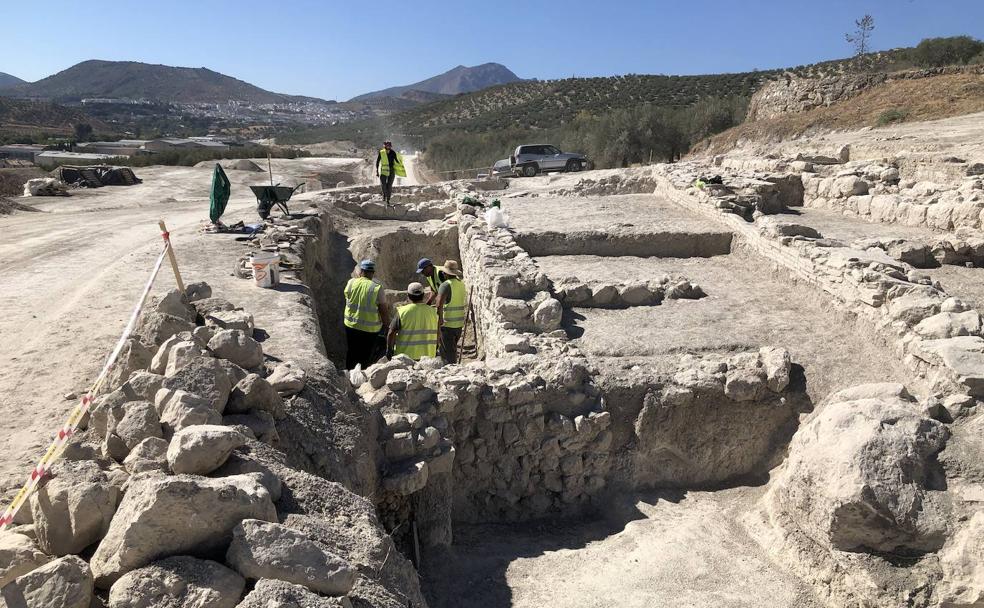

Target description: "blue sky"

left=3, top=0, right=982, bottom=101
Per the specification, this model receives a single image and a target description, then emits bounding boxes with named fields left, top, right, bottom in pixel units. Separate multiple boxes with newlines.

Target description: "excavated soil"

left=424, top=487, right=821, bottom=608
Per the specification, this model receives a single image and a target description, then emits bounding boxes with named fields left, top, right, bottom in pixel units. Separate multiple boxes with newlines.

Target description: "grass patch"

left=876, top=108, right=909, bottom=126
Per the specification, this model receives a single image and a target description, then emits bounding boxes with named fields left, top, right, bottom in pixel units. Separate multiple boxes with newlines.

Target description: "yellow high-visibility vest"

left=442, top=277, right=467, bottom=329
left=343, top=277, right=382, bottom=333
left=395, top=303, right=438, bottom=360
left=379, top=149, right=407, bottom=177
left=425, top=267, right=447, bottom=294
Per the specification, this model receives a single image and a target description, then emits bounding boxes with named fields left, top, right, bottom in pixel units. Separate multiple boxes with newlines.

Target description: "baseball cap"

left=415, top=258, right=433, bottom=273
left=407, top=282, right=425, bottom=296
left=359, top=259, right=375, bottom=271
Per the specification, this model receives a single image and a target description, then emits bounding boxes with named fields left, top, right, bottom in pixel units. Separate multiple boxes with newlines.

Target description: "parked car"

left=510, top=144, right=589, bottom=177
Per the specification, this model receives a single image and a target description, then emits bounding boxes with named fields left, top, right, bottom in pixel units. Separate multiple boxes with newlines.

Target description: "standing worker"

left=375, top=140, right=405, bottom=205
left=434, top=260, right=467, bottom=364
left=416, top=258, right=448, bottom=305
left=387, top=282, right=439, bottom=361
left=343, top=260, right=389, bottom=370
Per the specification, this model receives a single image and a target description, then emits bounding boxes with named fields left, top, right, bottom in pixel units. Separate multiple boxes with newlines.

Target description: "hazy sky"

left=4, top=0, right=982, bottom=101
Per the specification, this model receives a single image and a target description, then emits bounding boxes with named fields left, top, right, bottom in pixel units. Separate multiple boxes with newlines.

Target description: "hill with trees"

left=278, top=35, right=984, bottom=176
left=0, top=60, right=334, bottom=104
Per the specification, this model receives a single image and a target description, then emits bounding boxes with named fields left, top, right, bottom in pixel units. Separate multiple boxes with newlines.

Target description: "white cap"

left=407, top=282, right=425, bottom=296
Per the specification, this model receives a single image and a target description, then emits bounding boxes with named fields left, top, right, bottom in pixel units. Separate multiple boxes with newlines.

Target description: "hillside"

left=0, top=60, right=333, bottom=104
left=351, top=63, right=520, bottom=101
left=0, top=72, right=25, bottom=88
left=699, top=67, right=984, bottom=154
left=0, top=97, right=109, bottom=138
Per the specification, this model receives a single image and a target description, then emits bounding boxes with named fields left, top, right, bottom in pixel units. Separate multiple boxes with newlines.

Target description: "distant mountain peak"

left=0, top=72, right=26, bottom=89
left=350, top=63, right=521, bottom=102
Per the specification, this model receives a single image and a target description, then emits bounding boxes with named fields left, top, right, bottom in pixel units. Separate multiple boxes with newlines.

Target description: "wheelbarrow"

left=251, top=183, right=304, bottom=220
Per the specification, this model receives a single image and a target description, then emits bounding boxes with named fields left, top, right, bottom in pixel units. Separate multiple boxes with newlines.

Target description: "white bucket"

left=250, top=251, right=281, bottom=288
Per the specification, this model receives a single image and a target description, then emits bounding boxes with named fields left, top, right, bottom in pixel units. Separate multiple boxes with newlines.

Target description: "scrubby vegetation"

left=112, top=145, right=310, bottom=168
left=909, top=36, right=984, bottom=67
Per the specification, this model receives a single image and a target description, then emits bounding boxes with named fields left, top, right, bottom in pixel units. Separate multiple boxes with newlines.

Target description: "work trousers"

left=379, top=173, right=395, bottom=202
left=440, top=326, right=462, bottom=364
left=345, top=326, right=379, bottom=370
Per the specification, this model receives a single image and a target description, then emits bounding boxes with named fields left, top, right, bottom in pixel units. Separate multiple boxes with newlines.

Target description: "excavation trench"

left=299, top=193, right=914, bottom=608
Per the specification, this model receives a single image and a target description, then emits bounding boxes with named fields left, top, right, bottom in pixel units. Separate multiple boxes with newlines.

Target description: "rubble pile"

left=0, top=284, right=425, bottom=608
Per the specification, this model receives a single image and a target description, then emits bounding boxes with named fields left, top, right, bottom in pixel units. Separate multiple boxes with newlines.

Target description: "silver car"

left=510, top=144, right=589, bottom=177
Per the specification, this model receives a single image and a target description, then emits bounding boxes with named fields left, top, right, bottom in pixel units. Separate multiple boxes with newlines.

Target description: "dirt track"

left=0, top=158, right=371, bottom=491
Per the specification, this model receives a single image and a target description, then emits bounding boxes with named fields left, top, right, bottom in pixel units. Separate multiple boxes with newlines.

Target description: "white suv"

left=510, top=144, right=589, bottom=177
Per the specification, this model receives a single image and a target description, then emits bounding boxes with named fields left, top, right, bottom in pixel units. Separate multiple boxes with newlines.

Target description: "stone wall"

left=656, top=162, right=984, bottom=402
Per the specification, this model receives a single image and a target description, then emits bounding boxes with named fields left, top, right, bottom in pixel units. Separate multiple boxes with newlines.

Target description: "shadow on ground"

left=420, top=491, right=681, bottom=608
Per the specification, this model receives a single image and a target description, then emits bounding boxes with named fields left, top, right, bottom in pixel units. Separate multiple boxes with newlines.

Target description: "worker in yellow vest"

left=434, top=260, right=467, bottom=364
left=387, top=282, right=439, bottom=361
left=375, top=140, right=406, bottom=205
left=416, top=258, right=449, bottom=305
left=343, top=259, right=389, bottom=370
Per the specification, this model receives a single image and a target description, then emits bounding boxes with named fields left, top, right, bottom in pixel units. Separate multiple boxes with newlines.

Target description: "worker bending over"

left=388, top=282, right=439, bottom=361
left=375, top=140, right=405, bottom=205
left=416, top=258, right=450, bottom=305
left=343, top=260, right=389, bottom=370
left=434, top=260, right=467, bottom=364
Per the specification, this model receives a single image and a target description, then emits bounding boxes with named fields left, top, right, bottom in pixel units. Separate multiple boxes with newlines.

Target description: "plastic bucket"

left=250, top=251, right=280, bottom=288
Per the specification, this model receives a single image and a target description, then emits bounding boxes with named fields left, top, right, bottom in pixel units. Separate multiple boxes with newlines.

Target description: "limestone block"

left=89, top=474, right=276, bottom=587
left=208, top=330, right=263, bottom=370
left=767, top=392, right=950, bottom=553
left=167, top=425, right=247, bottom=475
left=30, top=460, right=119, bottom=556
left=226, top=519, right=355, bottom=596
left=1, top=555, right=92, bottom=608
left=108, top=556, right=243, bottom=608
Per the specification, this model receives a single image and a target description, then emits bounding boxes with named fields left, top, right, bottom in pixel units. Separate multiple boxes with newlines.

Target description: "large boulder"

left=766, top=388, right=950, bottom=554
left=104, top=401, right=163, bottom=461
left=160, top=357, right=234, bottom=413
left=156, top=289, right=197, bottom=323
left=937, top=510, right=984, bottom=607
left=533, top=298, right=563, bottom=332
left=108, top=556, right=244, bottom=608
left=226, top=374, right=285, bottom=418
left=267, top=362, right=306, bottom=396
left=226, top=519, right=356, bottom=596
left=235, top=579, right=352, bottom=607
left=167, top=425, right=247, bottom=475
left=89, top=473, right=277, bottom=588
left=0, top=533, right=51, bottom=588
left=0, top=555, right=92, bottom=608
left=137, top=311, right=196, bottom=346
left=156, top=388, right=223, bottom=435
left=123, top=437, right=169, bottom=474
left=103, top=339, right=154, bottom=394
left=30, top=460, right=120, bottom=556
left=209, top=330, right=264, bottom=370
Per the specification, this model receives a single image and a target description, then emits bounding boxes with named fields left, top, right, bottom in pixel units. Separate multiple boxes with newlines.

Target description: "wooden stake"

left=267, top=153, right=274, bottom=187
left=158, top=220, right=186, bottom=292
left=459, top=286, right=473, bottom=354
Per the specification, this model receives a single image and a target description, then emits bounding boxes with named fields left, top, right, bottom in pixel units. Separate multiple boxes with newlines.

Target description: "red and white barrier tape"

left=0, top=241, right=171, bottom=530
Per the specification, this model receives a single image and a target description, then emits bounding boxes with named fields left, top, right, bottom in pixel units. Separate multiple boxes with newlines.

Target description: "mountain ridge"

left=350, top=62, right=521, bottom=101
left=0, top=72, right=25, bottom=88
left=0, top=60, right=335, bottom=105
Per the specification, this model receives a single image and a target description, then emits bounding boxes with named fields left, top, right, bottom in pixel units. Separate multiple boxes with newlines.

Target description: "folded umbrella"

left=209, top=163, right=231, bottom=224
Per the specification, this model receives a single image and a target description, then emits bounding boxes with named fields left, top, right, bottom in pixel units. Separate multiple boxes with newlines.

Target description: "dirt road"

left=0, top=158, right=365, bottom=491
